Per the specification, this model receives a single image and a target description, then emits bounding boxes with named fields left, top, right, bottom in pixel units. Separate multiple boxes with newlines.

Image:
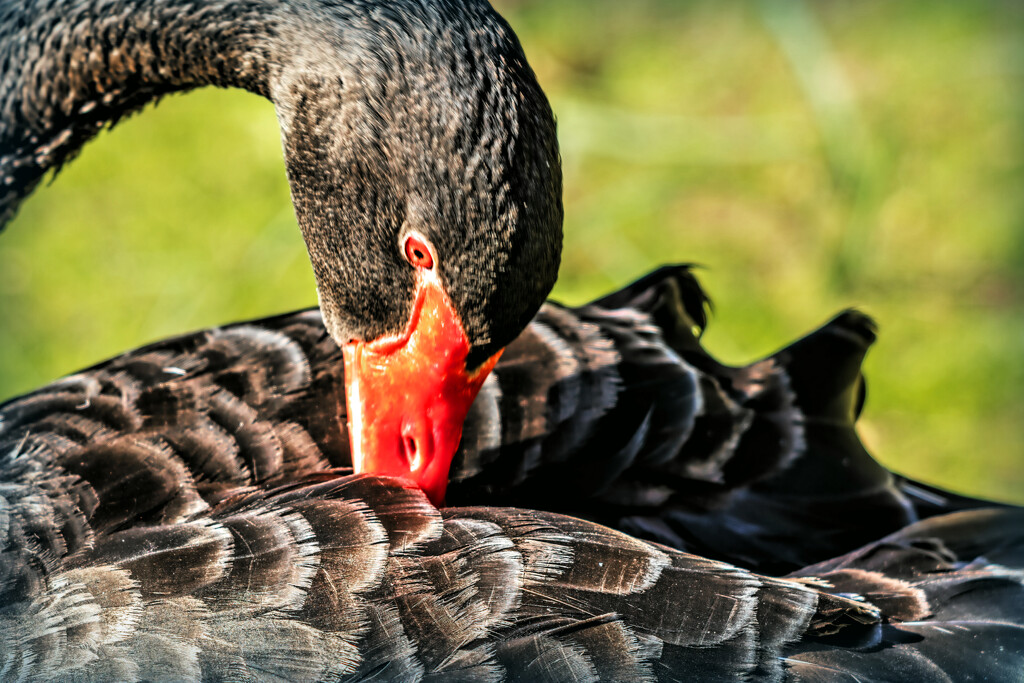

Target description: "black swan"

left=2, top=0, right=1022, bottom=680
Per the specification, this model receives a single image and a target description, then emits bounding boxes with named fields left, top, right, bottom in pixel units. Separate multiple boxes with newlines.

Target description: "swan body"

left=2, top=264, right=954, bottom=574
left=3, top=267, right=1023, bottom=681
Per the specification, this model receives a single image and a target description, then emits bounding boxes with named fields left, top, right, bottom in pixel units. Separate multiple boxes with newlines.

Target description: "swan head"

left=272, top=1, right=562, bottom=505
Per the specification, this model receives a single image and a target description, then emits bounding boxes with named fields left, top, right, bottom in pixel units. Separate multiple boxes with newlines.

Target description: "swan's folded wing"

left=4, top=440, right=1023, bottom=683
left=1, top=265, right=1010, bottom=578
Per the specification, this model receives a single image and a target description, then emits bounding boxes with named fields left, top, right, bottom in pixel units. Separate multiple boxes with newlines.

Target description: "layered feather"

left=1, top=265, right=975, bottom=573
left=3, top=452, right=1022, bottom=682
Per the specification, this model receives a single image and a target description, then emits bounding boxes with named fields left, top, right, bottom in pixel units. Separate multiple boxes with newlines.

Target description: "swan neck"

left=0, top=0, right=284, bottom=226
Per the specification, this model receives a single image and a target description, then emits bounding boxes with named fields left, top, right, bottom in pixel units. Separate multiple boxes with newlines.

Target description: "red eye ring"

left=403, top=235, right=434, bottom=270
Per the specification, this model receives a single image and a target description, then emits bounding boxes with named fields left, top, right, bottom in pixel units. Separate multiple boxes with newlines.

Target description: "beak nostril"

left=403, top=434, right=422, bottom=472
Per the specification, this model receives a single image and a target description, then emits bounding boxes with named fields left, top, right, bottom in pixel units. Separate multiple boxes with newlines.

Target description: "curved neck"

left=1, top=0, right=564, bottom=354
left=0, top=0, right=285, bottom=225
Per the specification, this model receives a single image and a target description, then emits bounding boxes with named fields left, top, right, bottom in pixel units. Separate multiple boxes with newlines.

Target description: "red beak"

left=342, top=272, right=502, bottom=506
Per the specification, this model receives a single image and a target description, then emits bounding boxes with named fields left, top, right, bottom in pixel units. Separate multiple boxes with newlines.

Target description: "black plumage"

left=3, top=266, right=1022, bottom=679
left=2, top=0, right=1021, bottom=679
left=2, top=265, right=976, bottom=571
left=3, top=444, right=1023, bottom=680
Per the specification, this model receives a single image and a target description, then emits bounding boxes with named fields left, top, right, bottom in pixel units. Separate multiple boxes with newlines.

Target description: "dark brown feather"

left=5, top=437, right=1024, bottom=682
left=0, top=265, right=1001, bottom=576
left=3, top=269, right=1021, bottom=680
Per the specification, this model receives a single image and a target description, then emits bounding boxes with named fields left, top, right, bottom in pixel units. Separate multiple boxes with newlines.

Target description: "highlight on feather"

left=3, top=458, right=1023, bottom=681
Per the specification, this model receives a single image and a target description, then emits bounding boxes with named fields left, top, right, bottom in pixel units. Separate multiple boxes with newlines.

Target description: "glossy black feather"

left=3, top=451, right=1023, bottom=682
left=3, top=267, right=1021, bottom=679
left=2, top=265, right=974, bottom=573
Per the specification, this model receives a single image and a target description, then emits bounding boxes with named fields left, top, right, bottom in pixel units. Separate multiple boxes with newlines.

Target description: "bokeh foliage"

left=1, top=0, right=1022, bottom=501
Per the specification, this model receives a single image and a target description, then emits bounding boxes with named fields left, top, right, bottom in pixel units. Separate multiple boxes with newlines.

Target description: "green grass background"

left=2, top=0, right=1022, bottom=501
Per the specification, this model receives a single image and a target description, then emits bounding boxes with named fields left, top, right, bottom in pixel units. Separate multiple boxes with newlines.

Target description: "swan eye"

left=403, top=235, right=434, bottom=270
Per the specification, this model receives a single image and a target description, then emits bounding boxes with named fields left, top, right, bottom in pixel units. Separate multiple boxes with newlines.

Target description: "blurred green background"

left=1, top=0, right=1022, bottom=501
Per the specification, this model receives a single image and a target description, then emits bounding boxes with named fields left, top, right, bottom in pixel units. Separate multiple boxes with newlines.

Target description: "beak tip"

left=341, top=278, right=502, bottom=510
